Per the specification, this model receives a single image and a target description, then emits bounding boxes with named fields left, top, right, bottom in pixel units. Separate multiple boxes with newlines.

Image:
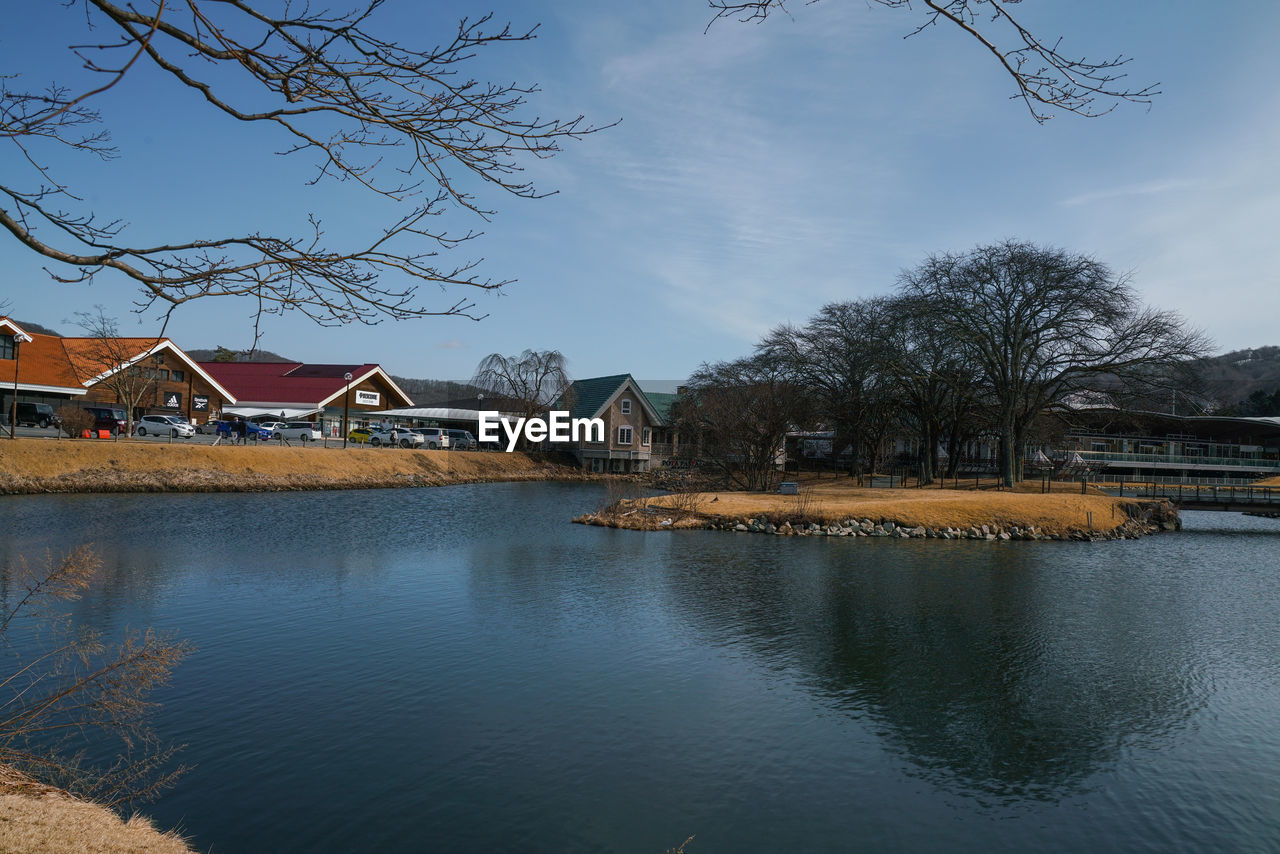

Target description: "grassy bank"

left=578, top=475, right=1176, bottom=539
left=0, top=765, right=193, bottom=854
left=0, top=441, right=593, bottom=494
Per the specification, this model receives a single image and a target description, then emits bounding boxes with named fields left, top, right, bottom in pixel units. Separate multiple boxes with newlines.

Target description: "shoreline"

left=574, top=482, right=1180, bottom=541
left=0, top=765, right=194, bottom=853
left=0, top=441, right=597, bottom=496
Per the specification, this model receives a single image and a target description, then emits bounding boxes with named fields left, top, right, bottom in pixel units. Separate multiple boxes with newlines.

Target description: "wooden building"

left=1, top=316, right=236, bottom=424
left=197, top=361, right=413, bottom=438
left=552, top=374, right=676, bottom=473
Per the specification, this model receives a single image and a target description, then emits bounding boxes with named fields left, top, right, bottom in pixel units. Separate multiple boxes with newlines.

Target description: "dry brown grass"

left=644, top=476, right=1131, bottom=534
left=0, top=765, right=194, bottom=854
left=0, top=441, right=591, bottom=494
left=1252, top=474, right=1280, bottom=486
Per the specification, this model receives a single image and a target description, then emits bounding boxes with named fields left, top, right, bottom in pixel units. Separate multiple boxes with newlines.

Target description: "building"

left=1, top=316, right=236, bottom=424
left=552, top=374, right=671, bottom=473
left=367, top=395, right=525, bottom=436
left=1059, top=408, right=1280, bottom=484
left=198, top=361, right=414, bottom=437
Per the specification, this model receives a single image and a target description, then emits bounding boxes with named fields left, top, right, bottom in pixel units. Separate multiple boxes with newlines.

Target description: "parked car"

left=83, top=406, right=128, bottom=435
left=9, top=402, right=60, bottom=429
left=276, top=421, right=323, bottom=442
left=216, top=420, right=273, bottom=441
left=446, top=429, right=476, bottom=450
left=412, top=427, right=450, bottom=450
left=135, top=414, right=195, bottom=438
left=347, top=427, right=373, bottom=444
left=258, top=421, right=288, bottom=434
left=366, top=427, right=423, bottom=448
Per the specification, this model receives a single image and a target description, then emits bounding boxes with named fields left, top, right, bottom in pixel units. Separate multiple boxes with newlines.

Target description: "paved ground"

left=1, top=425, right=484, bottom=451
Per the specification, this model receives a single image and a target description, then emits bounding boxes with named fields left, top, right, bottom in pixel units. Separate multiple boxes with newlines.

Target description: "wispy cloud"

left=1061, top=178, right=1204, bottom=207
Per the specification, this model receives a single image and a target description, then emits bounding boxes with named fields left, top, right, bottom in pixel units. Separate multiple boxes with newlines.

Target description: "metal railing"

left=1106, top=482, right=1280, bottom=507
left=1076, top=450, right=1280, bottom=471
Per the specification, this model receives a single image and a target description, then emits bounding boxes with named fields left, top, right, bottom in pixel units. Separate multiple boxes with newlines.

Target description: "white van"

left=276, top=421, right=323, bottom=442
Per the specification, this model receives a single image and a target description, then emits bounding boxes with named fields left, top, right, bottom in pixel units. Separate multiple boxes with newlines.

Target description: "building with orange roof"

left=1, top=316, right=236, bottom=428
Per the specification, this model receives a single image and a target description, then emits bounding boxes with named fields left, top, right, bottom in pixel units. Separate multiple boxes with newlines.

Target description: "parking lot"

left=2, top=424, right=481, bottom=449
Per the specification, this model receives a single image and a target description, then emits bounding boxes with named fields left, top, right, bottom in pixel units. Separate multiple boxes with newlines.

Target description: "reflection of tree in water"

left=659, top=540, right=1206, bottom=803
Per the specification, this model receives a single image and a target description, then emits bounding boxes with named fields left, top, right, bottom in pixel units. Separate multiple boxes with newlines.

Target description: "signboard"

left=193, top=395, right=210, bottom=412
left=355, top=390, right=380, bottom=406
left=160, top=391, right=182, bottom=410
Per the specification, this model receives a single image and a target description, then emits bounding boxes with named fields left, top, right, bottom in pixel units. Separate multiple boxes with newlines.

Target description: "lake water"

left=1, top=483, right=1278, bottom=853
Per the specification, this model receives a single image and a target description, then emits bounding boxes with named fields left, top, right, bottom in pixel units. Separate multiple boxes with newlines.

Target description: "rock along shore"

left=575, top=496, right=1181, bottom=542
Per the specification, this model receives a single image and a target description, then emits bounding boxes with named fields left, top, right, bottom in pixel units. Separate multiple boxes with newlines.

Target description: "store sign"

left=160, top=391, right=182, bottom=410
left=193, top=395, right=210, bottom=412
left=355, top=390, right=380, bottom=406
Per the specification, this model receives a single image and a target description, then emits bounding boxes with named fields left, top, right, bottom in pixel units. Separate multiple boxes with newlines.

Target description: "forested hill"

left=1197, top=346, right=1280, bottom=415
left=184, top=347, right=295, bottom=363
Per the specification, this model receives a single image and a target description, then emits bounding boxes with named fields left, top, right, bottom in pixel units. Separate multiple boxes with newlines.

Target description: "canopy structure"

left=368, top=406, right=522, bottom=423
left=222, top=406, right=318, bottom=420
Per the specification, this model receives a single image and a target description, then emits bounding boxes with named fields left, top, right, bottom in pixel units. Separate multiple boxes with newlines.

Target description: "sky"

left=2, top=1, right=1279, bottom=386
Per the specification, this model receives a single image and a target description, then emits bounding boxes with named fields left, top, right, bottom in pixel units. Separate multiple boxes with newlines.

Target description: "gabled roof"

left=643, top=391, right=680, bottom=423
left=1, top=318, right=84, bottom=393
left=559, top=374, right=664, bottom=424
left=59, top=337, right=237, bottom=401
left=1, top=317, right=234, bottom=399
left=198, top=361, right=413, bottom=408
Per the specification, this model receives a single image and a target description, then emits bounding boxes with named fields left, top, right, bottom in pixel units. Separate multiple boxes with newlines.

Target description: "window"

left=171, top=369, right=185, bottom=383
left=618, top=425, right=633, bottom=445
left=619, top=398, right=631, bottom=414
left=0, top=335, right=14, bottom=360
left=642, top=427, right=651, bottom=445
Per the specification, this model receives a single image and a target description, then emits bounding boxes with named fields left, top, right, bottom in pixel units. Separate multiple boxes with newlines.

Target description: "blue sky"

left=3, top=1, right=1279, bottom=385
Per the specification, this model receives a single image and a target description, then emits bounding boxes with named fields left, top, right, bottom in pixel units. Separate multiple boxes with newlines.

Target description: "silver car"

left=368, top=427, right=424, bottom=448
left=135, top=414, right=195, bottom=438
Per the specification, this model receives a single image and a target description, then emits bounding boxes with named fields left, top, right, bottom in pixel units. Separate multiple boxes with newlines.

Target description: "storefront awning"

left=222, top=406, right=318, bottom=420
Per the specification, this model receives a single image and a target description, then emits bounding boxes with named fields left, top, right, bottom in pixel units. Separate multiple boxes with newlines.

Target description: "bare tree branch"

left=707, top=0, right=1158, bottom=122
left=1, top=1, right=609, bottom=326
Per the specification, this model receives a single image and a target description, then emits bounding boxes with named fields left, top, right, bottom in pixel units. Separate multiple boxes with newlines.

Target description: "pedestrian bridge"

left=1105, top=482, right=1280, bottom=514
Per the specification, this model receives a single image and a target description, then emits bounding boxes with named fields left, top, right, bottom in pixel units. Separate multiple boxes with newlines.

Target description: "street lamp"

left=342, top=372, right=353, bottom=449
left=9, top=331, right=32, bottom=440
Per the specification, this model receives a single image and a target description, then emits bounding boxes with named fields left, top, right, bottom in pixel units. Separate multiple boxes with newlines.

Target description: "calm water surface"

left=1, top=484, right=1279, bottom=853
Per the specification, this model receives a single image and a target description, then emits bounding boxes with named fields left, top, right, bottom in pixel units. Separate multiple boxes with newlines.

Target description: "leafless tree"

left=898, top=240, right=1211, bottom=485
left=0, top=546, right=192, bottom=807
left=882, top=295, right=986, bottom=483
left=471, top=349, right=571, bottom=425
left=707, top=0, right=1158, bottom=122
left=759, top=299, right=899, bottom=483
left=55, top=404, right=95, bottom=439
left=1, top=2, right=605, bottom=329
left=677, top=353, right=804, bottom=491
left=72, top=307, right=162, bottom=436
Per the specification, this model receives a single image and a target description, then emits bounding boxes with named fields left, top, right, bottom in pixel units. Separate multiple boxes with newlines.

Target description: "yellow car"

left=346, top=427, right=373, bottom=444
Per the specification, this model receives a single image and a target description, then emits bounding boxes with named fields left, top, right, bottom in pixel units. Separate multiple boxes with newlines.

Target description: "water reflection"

left=652, top=537, right=1205, bottom=802
left=0, top=487, right=1276, bottom=854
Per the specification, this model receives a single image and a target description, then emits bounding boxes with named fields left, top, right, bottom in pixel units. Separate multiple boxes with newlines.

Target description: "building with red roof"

left=196, top=361, right=413, bottom=437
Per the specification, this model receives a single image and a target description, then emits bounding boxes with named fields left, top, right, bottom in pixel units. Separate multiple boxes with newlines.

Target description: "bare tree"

left=1, top=2, right=606, bottom=329
left=72, top=307, right=162, bottom=436
left=882, top=295, right=986, bottom=483
left=677, top=353, right=804, bottom=491
left=0, top=546, right=191, bottom=807
left=471, top=349, right=571, bottom=425
left=898, top=240, right=1211, bottom=486
left=759, top=299, right=899, bottom=483
left=707, top=0, right=1158, bottom=122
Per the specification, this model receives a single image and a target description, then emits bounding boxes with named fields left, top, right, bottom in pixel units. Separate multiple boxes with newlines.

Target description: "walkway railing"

left=1105, top=482, right=1280, bottom=509
left=1078, top=450, right=1280, bottom=471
